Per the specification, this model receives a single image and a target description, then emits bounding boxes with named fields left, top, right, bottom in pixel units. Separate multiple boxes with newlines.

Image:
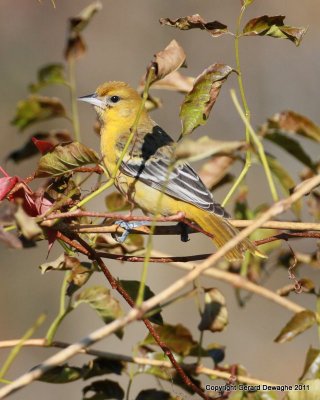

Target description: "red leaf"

left=32, top=137, right=55, bottom=155
left=0, top=176, right=19, bottom=200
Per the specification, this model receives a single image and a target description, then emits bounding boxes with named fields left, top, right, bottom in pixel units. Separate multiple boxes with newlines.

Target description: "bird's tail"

left=191, top=209, right=265, bottom=262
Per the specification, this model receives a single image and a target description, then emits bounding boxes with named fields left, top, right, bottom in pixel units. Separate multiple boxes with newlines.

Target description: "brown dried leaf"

left=140, top=71, right=194, bottom=94
left=174, top=136, right=245, bottom=162
left=198, top=288, right=228, bottom=332
left=148, top=40, right=186, bottom=84
left=64, top=1, right=102, bottom=60
left=160, top=14, right=230, bottom=37
left=199, top=155, right=235, bottom=190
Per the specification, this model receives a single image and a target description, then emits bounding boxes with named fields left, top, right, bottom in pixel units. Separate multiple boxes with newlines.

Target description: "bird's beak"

left=78, top=94, right=105, bottom=108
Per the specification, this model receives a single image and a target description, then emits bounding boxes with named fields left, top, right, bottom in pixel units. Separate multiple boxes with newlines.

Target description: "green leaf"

left=136, top=389, right=178, bottom=400
left=300, top=347, right=320, bottom=381
left=243, top=15, right=307, bottom=46
left=180, top=64, right=234, bottom=136
left=34, top=141, right=99, bottom=178
left=75, top=286, right=124, bottom=339
left=174, top=136, right=245, bottom=162
left=260, top=110, right=320, bottom=143
left=105, top=192, right=131, bottom=212
left=141, top=323, right=197, bottom=356
left=14, top=204, right=42, bottom=241
left=266, top=155, right=301, bottom=218
left=198, top=288, right=228, bottom=332
left=274, top=310, right=316, bottom=343
left=29, top=64, right=66, bottom=92
left=119, top=280, right=163, bottom=325
left=264, top=132, right=315, bottom=171
left=11, top=95, right=66, bottom=131
left=159, top=15, right=229, bottom=37
left=82, top=358, right=125, bottom=380
left=287, top=379, right=320, bottom=400
left=38, top=364, right=82, bottom=383
left=83, top=379, right=124, bottom=400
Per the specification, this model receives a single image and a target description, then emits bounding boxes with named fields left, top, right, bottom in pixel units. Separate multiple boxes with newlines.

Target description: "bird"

left=79, top=81, right=263, bottom=261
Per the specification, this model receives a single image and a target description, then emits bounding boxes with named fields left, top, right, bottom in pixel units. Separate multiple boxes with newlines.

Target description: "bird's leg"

left=177, top=221, right=190, bottom=242
left=112, top=220, right=149, bottom=243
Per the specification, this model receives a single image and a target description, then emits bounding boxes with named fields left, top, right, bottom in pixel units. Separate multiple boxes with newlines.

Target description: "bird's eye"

left=110, top=95, right=120, bottom=103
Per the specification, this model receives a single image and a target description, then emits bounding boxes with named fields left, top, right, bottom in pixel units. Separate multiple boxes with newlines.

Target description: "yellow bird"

left=79, top=81, right=262, bottom=261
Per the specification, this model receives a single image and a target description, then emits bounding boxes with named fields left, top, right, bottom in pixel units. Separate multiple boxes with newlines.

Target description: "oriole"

left=79, top=81, right=262, bottom=261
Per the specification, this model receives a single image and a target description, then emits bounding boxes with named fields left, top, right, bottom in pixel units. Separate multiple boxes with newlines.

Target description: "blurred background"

left=0, top=0, right=320, bottom=399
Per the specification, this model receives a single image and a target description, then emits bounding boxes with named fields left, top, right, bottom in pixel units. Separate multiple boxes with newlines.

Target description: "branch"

left=0, top=174, right=319, bottom=399
left=0, top=339, right=281, bottom=387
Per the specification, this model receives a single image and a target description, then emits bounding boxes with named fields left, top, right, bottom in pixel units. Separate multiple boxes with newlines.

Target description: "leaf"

left=277, top=278, right=315, bottom=297
left=136, top=389, right=177, bottom=400
left=307, top=192, right=320, bottom=220
left=204, top=343, right=225, bottom=365
left=14, top=204, right=42, bottom=240
left=141, top=323, right=197, bottom=356
left=75, top=286, right=124, bottom=339
left=199, top=155, right=235, bottom=190
left=142, top=71, right=194, bottom=93
left=0, top=227, right=22, bottom=249
left=180, top=64, right=234, bottom=136
left=274, top=310, right=316, bottom=343
left=65, top=1, right=102, bottom=61
left=7, top=131, right=71, bottom=163
left=287, top=379, right=320, bottom=400
left=264, top=132, right=315, bottom=171
left=38, top=364, right=82, bottom=383
left=266, top=154, right=301, bottom=218
left=119, top=280, right=163, bottom=325
left=160, top=15, right=230, bottom=37
left=243, top=15, right=307, bottom=46
left=105, top=192, right=131, bottom=212
left=198, top=288, right=228, bottom=332
left=66, top=260, right=94, bottom=296
left=11, top=96, right=66, bottom=131
left=82, top=358, right=125, bottom=380
left=148, top=40, right=186, bottom=85
left=174, top=136, right=244, bottom=162
left=260, top=111, right=320, bottom=143
left=83, top=379, right=124, bottom=400
left=300, top=348, right=320, bottom=381
left=39, top=253, right=67, bottom=273
left=34, top=141, right=99, bottom=178
left=29, top=64, right=66, bottom=92
left=0, top=176, right=19, bottom=201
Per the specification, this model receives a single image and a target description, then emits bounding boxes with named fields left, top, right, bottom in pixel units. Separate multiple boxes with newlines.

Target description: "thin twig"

left=0, top=339, right=281, bottom=387
left=0, top=174, right=318, bottom=399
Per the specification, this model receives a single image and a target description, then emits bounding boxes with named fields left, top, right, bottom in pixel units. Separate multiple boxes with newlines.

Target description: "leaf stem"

left=230, top=90, right=278, bottom=201
left=45, top=272, right=73, bottom=345
left=0, top=313, right=46, bottom=380
left=68, top=57, right=81, bottom=142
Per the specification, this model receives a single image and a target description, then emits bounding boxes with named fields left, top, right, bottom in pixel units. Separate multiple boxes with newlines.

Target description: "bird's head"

left=78, top=81, right=144, bottom=125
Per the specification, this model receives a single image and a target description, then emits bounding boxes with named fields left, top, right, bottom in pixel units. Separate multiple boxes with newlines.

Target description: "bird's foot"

left=177, top=221, right=190, bottom=242
left=112, top=220, right=149, bottom=243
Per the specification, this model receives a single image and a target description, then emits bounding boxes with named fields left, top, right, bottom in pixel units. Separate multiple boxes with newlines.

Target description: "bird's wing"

left=119, top=125, right=229, bottom=218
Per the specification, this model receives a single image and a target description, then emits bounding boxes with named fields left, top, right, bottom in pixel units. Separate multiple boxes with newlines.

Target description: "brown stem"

left=57, top=226, right=210, bottom=399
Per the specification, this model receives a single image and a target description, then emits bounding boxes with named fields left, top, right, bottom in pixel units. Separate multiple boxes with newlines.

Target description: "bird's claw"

left=112, top=220, right=149, bottom=243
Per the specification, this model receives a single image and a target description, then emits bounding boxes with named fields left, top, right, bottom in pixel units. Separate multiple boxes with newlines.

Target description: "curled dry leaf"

left=199, top=155, right=235, bottom=190
left=14, top=203, right=42, bottom=240
left=260, top=110, right=320, bottom=143
left=139, top=70, right=194, bottom=94
left=34, top=141, right=99, bottom=178
left=65, top=1, right=102, bottom=60
left=147, top=40, right=186, bottom=85
left=160, top=14, right=230, bottom=37
left=243, top=15, right=307, bottom=46
left=83, top=379, right=124, bottom=400
left=174, top=136, right=245, bottom=162
left=198, top=288, right=228, bottom=332
left=299, top=347, right=320, bottom=381
left=11, top=96, right=66, bottom=131
left=180, top=64, right=234, bottom=136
